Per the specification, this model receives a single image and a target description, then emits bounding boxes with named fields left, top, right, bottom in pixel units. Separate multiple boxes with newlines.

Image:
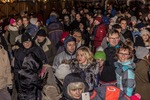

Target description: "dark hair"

left=116, top=44, right=133, bottom=60
left=112, top=24, right=121, bottom=30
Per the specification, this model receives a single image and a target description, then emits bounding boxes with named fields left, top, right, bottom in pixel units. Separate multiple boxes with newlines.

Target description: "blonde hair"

left=67, top=82, right=85, bottom=96
left=76, top=46, right=93, bottom=63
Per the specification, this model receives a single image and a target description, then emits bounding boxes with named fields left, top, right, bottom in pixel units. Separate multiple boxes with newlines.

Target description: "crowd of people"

left=0, top=1, right=150, bottom=100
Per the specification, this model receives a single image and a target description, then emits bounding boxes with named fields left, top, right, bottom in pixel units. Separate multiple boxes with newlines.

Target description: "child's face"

left=96, top=59, right=104, bottom=66
left=76, top=50, right=88, bottom=65
left=117, top=49, right=130, bottom=62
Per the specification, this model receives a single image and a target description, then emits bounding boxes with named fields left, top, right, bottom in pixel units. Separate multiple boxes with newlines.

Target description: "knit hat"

left=64, top=36, right=76, bottom=47
left=131, top=16, right=137, bottom=22
left=136, top=23, right=145, bottom=30
left=95, top=17, right=102, bottom=23
left=135, top=46, right=149, bottom=59
left=61, top=31, right=69, bottom=43
left=30, top=18, right=38, bottom=25
left=140, top=29, right=149, bottom=35
left=55, top=64, right=71, bottom=80
left=94, top=51, right=106, bottom=60
left=10, top=18, right=16, bottom=25
left=36, top=29, right=47, bottom=37
left=130, top=93, right=141, bottom=100
left=21, top=32, right=32, bottom=43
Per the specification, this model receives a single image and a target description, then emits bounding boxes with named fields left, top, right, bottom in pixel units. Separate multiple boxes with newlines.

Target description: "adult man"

left=53, top=36, right=76, bottom=70
left=14, top=32, right=47, bottom=100
left=103, top=29, right=122, bottom=83
left=35, top=29, right=56, bottom=66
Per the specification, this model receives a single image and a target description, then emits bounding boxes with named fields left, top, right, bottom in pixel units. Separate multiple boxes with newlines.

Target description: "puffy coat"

left=94, top=24, right=107, bottom=48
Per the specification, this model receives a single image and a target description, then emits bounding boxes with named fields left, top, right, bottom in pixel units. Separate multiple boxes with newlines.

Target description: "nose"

left=75, top=89, right=81, bottom=95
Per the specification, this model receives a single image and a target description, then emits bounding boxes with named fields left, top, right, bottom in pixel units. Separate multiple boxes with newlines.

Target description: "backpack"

left=90, top=84, right=130, bottom=100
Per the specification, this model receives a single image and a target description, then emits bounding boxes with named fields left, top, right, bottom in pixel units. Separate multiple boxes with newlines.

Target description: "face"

left=37, top=36, right=46, bottom=43
left=142, top=33, right=149, bottom=42
left=107, top=33, right=120, bottom=47
left=120, top=20, right=127, bottom=30
left=76, top=50, right=88, bottom=65
left=22, top=18, right=29, bottom=26
left=94, top=20, right=100, bottom=25
left=17, top=19, right=23, bottom=27
left=131, top=20, right=137, bottom=27
left=117, top=48, right=130, bottom=62
left=23, top=41, right=32, bottom=49
left=96, top=59, right=104, bottom=66
left=76, top=14, right=81, bottom=21
left=73, top=32, right=82, bottom=44
left=66, top=41, right=76, bottom=54
left=68, top=83, right=84, bottom=99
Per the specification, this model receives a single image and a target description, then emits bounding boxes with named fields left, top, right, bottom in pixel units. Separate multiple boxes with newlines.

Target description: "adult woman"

left=69, top=46, right=99, bottom=91
left=60, top=73, right=88, bottom=100
left=141, top=29, right=150, bottom=47
left=135, top=46, right=150, bottom=100
left=114, top=44, right=135, bottom=97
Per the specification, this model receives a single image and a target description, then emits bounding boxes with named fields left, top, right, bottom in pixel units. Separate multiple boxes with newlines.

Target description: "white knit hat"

left=30, top=18, right=38, bottom=25
left=55, top=64, right=71, bottom=80
left=135, top=46, right=149, bottom=59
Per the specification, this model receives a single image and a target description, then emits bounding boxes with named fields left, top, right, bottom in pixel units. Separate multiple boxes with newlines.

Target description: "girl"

left=141, top=29, right=150, bottom=47
left=114, top=44, right=136, bottom=97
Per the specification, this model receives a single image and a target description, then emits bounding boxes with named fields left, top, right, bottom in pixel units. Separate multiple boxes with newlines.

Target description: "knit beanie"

left=55, top=64, right=71, bottom=80
left=64, top=36, right=76, bottom=48
left=135, top=46, right=149, bottom=59
left=36, top=29, right=47, bottom=37
left=30, top=18, right=38, bottom=25
left=130, top=93, right=141, bottom=100
left=131, top=16, right=137, bottom=22
left=94, top=51, right=106, bottom=61
left=10, top=18, right=16, bottom=25
left=94, top=17, right=102, bottom=23
left=21, top=32, right=32, bottom=43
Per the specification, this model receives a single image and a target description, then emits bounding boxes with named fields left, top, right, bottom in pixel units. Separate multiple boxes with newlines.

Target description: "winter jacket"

left=7, top=24, right=19, bottom=45
left=94, top=24, right=107, bottom=48
left=121, top=29, right=133, bottom=42
left=114, top=60, right=136, bottom=97
left=14, top=42, right=47, bottom=99
left=69, top=59, right=99, bottom=91
left=53, top=50, right=76, bottom=70
left=0, top=45, right=12, bottom=90
left=60, top=73, right=88, bottom=100
left=135, top=58, right=150, bottom=100
left=35, top=37, right=56, bottom=65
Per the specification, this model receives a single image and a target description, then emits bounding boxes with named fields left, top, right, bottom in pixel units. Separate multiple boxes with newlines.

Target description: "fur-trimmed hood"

left=8, top=24, right=18, bottom=31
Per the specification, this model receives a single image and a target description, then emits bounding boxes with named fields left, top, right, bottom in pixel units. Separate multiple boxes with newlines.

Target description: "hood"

left=63, top=73, right=88, bottom=100
left=8, top=24, right=18, bottom=31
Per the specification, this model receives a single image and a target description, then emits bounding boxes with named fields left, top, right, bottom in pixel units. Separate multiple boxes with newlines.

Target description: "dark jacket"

left=14, top=42, right=47, bottom=100
left=35, top=37, right=56, bottom=65
left=60, top=73, right=88, bottom=100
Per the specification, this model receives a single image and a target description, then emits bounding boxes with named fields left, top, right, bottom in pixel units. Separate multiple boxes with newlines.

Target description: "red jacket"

left=94, top=24, right=107, bottom=48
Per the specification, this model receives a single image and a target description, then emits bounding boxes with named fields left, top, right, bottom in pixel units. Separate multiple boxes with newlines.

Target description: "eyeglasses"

left=109, top=37, right=119, bottom=40
left=118, top=52, right=130, bottom=56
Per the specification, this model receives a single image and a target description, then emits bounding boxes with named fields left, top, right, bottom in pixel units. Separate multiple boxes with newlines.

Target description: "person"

left=60, top=73, right=88, bottom=100
left=114, top=44, right=135, bottom=97
left=53, top=36, right=76, bottom=70
left=68, top=46, right=99, bottom=91
left=104, top=29, right=122, bottom=83
left=13, top=32, right=47, bottom=100
left=0, top=44, right=12, bottom=100
left=140, top=29, right=150, bottom=47
left=134, top=46, right=150, bottom=100
left=35, top=29, right=56, bottom=65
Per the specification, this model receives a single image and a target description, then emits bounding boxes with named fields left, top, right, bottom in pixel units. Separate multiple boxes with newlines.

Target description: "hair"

left=72, top=29, right=82, bottom=35
left=112, top=24, right=122, bottom=30
left=116, top=44, right=133, bottom=60
left=119, top=17, right=127, bottom=23
left=140, top=29, right=150, bottom=36
left=107, top=29, right=120, bottom=37
left=22, top=16, right=30, bottom=21
left=67, top=82, right=85, bottom=97
left=124, top=38, right=134, bottom=50
left=76, top=46, right=93, bottom=63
